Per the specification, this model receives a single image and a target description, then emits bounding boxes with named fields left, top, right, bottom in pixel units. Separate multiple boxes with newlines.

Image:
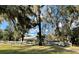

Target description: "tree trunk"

left=21, top=34, right=24, bottom=41
left=37, top=6, right=43, bottom=46
left=38, top=18, right=42, bottom=46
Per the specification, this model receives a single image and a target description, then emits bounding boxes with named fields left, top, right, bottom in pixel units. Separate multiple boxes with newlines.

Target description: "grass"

left=0, top=43, right=79, bottom=54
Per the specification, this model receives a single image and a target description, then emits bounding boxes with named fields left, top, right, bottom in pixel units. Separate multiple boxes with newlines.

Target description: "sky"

left=0, top=20, right=9, bottom=30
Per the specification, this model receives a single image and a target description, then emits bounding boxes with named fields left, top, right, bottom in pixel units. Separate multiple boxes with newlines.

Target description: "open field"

left=0, top=42, right=79, bottom=54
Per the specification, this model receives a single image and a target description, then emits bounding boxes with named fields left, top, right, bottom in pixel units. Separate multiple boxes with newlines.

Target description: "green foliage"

left=0, top=5, right=79, bottom=45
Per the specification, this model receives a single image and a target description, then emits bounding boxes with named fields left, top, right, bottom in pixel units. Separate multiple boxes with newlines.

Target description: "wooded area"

left=0, top=5, right=79, bottom=52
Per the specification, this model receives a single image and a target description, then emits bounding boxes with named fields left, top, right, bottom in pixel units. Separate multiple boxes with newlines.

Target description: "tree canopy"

left=0, top=5, right=79, bottom=45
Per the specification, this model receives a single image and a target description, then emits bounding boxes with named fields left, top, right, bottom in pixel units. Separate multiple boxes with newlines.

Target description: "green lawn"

left=0, top=43, right=79, bottom=54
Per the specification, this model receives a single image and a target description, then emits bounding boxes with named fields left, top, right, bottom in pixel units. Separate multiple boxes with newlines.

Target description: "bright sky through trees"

left=0, top=20, right=8, bottom=30
left=0, top=20, right=53, bottom=36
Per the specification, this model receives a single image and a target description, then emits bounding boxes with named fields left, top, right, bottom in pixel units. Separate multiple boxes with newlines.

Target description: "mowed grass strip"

left=0, top=43, right=79, bottom=54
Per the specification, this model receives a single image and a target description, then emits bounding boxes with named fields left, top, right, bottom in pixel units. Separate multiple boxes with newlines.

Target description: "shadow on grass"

left=0, top=45, right=78, bottom=54
left=48, top=45, right=78, bottom=54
